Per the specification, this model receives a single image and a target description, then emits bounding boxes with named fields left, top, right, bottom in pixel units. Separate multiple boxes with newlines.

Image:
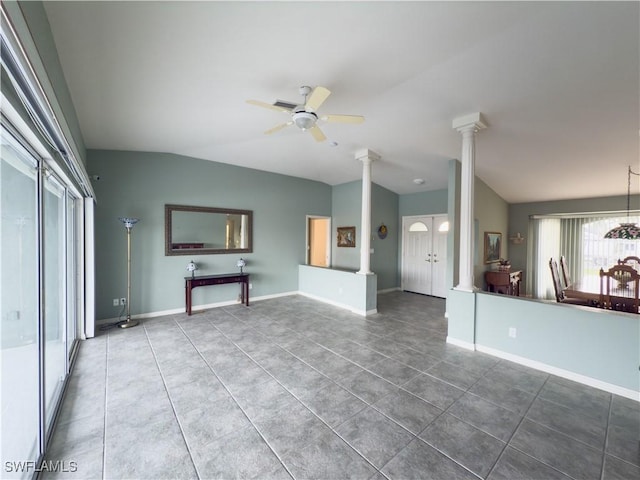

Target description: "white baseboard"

left=297, top=291, right=376, bottom=317
left=96, top=291, right=297, bottom=324
left=445, top=336, right=475, bottom=351
left=378, top=287, right=400, bottom=294
left=476, top=344, right=640, bottom=402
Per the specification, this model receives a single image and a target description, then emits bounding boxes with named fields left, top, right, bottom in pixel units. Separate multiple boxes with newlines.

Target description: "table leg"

left=186, top=285, right=192, bottom=315
left=245, top=280, right=249, bottom=306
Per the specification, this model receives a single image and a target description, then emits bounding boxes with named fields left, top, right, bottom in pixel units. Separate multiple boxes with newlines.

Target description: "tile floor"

left=44, top=292, right=639, bottom=479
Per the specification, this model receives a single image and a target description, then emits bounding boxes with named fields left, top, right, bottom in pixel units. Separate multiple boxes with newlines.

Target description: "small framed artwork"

left=337, top=226, right=356, bottom=247
left=484, top=231, right=502, bottom=264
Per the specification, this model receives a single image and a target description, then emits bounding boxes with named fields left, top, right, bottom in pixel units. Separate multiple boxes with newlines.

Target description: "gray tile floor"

left=44, top=292, right=639, bottom=479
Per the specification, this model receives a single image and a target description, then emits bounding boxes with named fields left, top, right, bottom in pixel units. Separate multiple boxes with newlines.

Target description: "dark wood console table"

left=185, top=273, right=249, bottom=315
left=485, top=270, right=522, bottom=296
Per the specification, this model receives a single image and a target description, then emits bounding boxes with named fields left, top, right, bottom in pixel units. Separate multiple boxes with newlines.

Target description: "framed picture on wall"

left=337, top=226, right=356, bottom=247
left=484, top=231, right=502, bottom=263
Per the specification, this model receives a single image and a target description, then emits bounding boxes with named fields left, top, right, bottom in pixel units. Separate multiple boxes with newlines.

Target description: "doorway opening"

left=307, top=216, right=331, bottom=267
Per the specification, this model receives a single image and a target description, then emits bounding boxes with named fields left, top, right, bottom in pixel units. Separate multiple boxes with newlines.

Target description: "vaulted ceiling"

left=43, top=1, right=639, bottom=203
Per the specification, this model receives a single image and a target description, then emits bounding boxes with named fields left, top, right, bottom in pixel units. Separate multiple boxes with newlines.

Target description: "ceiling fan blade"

left=321, top=114, right=365, bottom=124
left=247, top=99, right=291, bottom=113
left=305, top=86, right=331, bottom=112
left=265, top=121, right=293, bottom=134
left=308, top=125, right=326, bottom=142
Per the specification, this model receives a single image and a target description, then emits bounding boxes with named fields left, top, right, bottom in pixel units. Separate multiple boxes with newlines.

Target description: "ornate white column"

left=452, top=113, right=486, bottom=291
left=355, top=148, right=380, bottom=275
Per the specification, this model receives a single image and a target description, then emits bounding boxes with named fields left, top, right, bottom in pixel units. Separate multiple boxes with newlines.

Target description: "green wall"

left=89, top=150, right=332, bottom=319
left=331, top=181, right=362, bottom=270
left=475, top=177, right=509, bottom=288
left=330, top=180, right=400, bottom=291
left=398, top=189, right=448, bottom=218
left=371, top=183, right=399, bottom=291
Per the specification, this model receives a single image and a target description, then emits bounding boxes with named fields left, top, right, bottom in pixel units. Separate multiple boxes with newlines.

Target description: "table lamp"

left=187, top=260, right=197, bottom=278
left=237, top=258, right=246, bottom=273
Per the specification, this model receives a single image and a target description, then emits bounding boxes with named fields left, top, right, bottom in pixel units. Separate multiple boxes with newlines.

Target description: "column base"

left=454, top=285, right=478, bottom=293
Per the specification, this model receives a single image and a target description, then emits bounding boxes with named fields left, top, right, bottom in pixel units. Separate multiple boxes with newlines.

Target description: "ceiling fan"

left=247, top=86, right=364, bottom=142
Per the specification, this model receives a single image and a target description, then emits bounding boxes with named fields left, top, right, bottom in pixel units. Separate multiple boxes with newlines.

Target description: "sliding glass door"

left=1, top=123, right=82, bottom=478
left=1, top=127, right=41, bottom=477
left=66, top=194, right=77, bottom=360
left=43, top=173, right=67, bottom=431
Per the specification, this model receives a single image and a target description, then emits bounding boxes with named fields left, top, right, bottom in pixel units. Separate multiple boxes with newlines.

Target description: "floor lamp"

left=119, top=217, right=140, bottom=328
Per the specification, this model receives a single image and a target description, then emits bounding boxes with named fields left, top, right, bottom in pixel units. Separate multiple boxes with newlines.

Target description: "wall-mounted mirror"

left=165, top=204, right=253, bottom=255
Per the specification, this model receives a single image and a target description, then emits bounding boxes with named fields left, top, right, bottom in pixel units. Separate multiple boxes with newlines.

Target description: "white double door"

left=401, top=215, right=448, bottom=298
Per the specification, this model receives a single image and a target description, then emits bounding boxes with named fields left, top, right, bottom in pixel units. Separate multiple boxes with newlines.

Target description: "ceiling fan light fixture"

left=292, top=111, right=317, bottom=131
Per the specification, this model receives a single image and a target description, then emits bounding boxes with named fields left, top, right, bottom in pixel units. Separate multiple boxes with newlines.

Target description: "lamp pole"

left=119, top=217, right=139, bottom=328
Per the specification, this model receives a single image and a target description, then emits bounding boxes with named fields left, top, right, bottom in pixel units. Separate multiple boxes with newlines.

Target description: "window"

left=409, top=221, right=428, bottom=232
left=529, top=213, right=640, bottom=299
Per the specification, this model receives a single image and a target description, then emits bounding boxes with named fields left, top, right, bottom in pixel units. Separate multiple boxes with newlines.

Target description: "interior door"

left=402, top=215, right=448, bottom=297
left=402, top=216, right=433, bottom=295
left=431, top=216, right=449, bottom=298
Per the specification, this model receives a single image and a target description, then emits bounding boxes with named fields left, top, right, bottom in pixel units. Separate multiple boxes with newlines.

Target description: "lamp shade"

left=603, top=223, right=640, bottom=240
left=604, top=166, right=640, bottom=240
left=119, top=217, right=139, bottom=229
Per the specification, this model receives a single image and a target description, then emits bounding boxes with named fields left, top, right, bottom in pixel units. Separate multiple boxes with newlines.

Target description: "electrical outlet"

left=113, top=298, right=119, bottom=307
left=249, top=283, right=252, bottom=290
left=120, top=298, right=127, bottom=305
left=508, top=327, right=517, bottom=338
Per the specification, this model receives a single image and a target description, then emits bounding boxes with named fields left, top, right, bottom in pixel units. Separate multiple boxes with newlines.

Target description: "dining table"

left=562, top=277, right=600, bottom=303
left=563, top=276, right=639, bottom=313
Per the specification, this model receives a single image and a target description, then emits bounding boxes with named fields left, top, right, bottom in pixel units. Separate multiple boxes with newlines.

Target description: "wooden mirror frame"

left=164, top=204, right=253, bottom=256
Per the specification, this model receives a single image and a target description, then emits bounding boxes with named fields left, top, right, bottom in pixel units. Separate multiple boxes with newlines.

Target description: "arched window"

left=409, top=221, right=428, bottom=232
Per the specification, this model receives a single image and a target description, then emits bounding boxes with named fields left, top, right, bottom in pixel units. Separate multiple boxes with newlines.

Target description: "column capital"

left=355, top=148, right=381, bottom=163
left=452, top=112, right=487, bottom=134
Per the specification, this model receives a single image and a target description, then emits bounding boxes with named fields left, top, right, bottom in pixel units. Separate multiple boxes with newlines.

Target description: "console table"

left=185, top=273, right=249, bottom=315
left=485, top=270, right=522, bottom=296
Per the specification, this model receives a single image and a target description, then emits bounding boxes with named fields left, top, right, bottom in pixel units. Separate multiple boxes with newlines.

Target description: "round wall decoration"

left=377, top=224, right=388, bottom=239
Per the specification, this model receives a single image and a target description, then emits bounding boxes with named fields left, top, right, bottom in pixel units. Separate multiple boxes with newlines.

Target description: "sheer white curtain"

left=528, top=217, right=560, bottom=299
left=560, top=217, right=586, bottom=287
left=528, top=213, right=640, bottom=299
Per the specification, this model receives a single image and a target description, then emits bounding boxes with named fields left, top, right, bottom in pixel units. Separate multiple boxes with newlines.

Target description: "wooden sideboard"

left=485, top=270, right=522, bottom=296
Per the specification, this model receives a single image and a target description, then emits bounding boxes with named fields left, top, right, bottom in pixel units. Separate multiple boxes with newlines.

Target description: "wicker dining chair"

left=617, top=256, right=640, bottom=274
left=599, top=264, right=640, bottom=313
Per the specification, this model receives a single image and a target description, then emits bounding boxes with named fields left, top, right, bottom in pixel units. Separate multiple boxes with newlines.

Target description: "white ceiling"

left=43, top=1, right=639, bottom=203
